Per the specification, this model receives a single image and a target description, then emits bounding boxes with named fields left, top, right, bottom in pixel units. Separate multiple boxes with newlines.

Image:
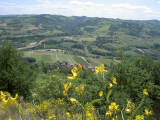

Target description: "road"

left=18, top=39, right=48, bottom=50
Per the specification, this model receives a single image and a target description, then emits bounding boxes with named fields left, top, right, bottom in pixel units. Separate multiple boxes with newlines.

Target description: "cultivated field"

left=23, top=50, right=118, bottom=66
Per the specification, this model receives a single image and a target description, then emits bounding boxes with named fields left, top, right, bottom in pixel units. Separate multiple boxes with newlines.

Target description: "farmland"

left=23, top=50, right=118, bottom=66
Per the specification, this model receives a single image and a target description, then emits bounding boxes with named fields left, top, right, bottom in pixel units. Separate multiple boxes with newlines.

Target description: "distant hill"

left=1, top=14, right=160, bottom=60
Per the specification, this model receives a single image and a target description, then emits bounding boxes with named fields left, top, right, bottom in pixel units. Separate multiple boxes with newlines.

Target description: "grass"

left=57, top=55, right=77, bottom=64
left=24, top=51, right=77, bottom=64
left=42, top=54, right=52, bottom=61
left=73, top=56, right=89, bottom=65
left=23, top=50, right=119, bottom=66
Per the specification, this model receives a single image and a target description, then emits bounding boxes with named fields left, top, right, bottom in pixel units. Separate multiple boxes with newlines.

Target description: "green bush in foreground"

left=0, top=41, right=36, bottom=99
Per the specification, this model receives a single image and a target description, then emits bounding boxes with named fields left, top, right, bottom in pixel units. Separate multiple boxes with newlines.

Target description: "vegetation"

left=0, top=15, right=160, bottom=119
left=1, top=14, right=160, bottom=60
left=0, top=42, right=36, bottom=99
left=0, top=59, right=159, bottom=119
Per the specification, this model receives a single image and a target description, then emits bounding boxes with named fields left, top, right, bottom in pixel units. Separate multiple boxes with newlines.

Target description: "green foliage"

left=34, top=73, right=67, bottom=101
left=108, top=57, right=160, bottom=117
left=0, top=41, right=36, bottom=99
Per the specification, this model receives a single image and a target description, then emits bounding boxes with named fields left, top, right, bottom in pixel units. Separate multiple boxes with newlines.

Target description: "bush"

left=0, top=41, right=36, bottom=99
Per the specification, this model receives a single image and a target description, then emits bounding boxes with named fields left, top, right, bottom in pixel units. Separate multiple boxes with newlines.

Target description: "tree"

left=0, top=41, right=36, bottom=99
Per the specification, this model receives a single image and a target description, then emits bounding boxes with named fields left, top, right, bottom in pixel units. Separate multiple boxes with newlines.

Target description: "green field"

left=24, top=51, right=119, bottom=66
left=24, top=51, right=81, bottom=64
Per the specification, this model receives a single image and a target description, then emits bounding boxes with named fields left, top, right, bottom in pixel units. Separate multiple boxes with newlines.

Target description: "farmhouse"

left=29, top=42, right=37, bottom=45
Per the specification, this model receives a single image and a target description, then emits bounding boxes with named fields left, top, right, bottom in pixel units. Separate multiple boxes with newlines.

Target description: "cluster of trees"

left=71, top=44, right=84, bottom=50
left=0, top=42, right=36, bottom=99
left=109, top=22, right=144, bottom=37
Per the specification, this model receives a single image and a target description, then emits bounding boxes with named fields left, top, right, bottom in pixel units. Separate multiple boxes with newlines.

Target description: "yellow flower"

left=78, top=64, right=83, bottom=72
left=112, top=115, right=118, bottom=120
left=8, top=116, right=12, bottom=120
left=70, top=98, right=77, bottom=104
left=145, top=109, right=153, bottom=115
left=64, top=83, right=72, bottom=91
left=64, top=83, right=68, bottom=90
left=126, top=108, right=132, bottom=114
left=143, top=89, right=148, bottom=95
left=63, top=91, right=67, bottom=96
left=69, top=82, right=73, bottom=88
left=0, top=91, right=7, bottom=100
left=2, top=98, right=12, bottom=108
left=75, top=87, right=79, bottom=92
left=106, top=111, right=113, bottom=118
left=125, top=100, right=136, bottom=114
left=94, top=66, right=100, bottom=74
left=81, top=84, right=86, bottom=93
left=100, top=64, right=108, bottom=72
left=99, top=91, right=103, bottom=97
left=108, top=83, right=113, bottom=88
left=127, top=117, right=133, bottom=120
left=110, top=77, right=118, bottom=84
left=72, top=67, right=78, bottom=76
left=109, top=102, right=120, bottom=111
left=66, top=112, right=71, bottom=119
left=94, top=64, right=108, bottom=74
left=67, top=65, right=82, bottom=81
left=11, top=94, right=18, bottom=102
left=135, top=115, right=144, bottom=120
left=68, top=76, right=76, bottom=81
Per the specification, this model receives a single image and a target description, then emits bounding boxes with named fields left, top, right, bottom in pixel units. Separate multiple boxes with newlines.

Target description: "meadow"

left=23, top=50, right=118, bottom=66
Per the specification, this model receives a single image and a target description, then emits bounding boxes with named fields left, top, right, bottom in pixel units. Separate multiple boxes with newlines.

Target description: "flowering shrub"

left=0, top=64, right=156, bottom=119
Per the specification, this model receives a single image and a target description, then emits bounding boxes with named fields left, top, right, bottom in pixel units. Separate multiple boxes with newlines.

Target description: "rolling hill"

left=1, top=14, right=160, bottom=64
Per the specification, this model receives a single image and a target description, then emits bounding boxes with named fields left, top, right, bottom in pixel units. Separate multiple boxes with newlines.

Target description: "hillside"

left=1, top=14, right=160, bottom=63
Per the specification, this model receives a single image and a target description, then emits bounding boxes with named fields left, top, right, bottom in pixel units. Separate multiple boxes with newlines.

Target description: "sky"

left=0, top=0, right=160, bottom=20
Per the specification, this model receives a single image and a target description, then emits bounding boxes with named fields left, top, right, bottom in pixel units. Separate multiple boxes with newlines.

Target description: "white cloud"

left=37, top=0, right=52, bottom=4
left=70, top=1, right=105, bottom=7
left=112, top=3, right=154, bottom=13
left=0, top=1, right=160, bottom=20
left=158, top=1, right=160, bottom=4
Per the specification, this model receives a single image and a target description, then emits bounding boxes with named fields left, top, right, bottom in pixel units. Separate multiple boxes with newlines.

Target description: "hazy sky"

left=0, top=0, right=160, bottom=20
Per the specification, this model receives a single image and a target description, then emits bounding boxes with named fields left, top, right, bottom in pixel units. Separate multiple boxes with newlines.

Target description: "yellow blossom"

left=75, top=87, right=79, bottom=92
left=72, top=67, right=78, bottom=76
left=108, top=83, right=113, bottom=88
left=69, top=82, right=73, bottom=88
left=110, top=77, right=118, bottom=84
left=81, top=84, right=86, bottom=93
left=10, top=94, right=18, bottom=103
left=145, top=109, right=153, bottom=115
left=112, top=115, right=118, bottom=120
left=8, top=116, right=12, bottom=120
left=127, top=117, right=133, bottom=120
left=135, top=115, right=144, bottom=120
left=64, top=83, right=72, bottom=91
left=109, top=102, right=120, bottom=111
left=66, top=112, right=71, bottom=119
left=125, top=101, right=136, bottom=114
left=126, top=108, right=132, bottom=114
left=100, top=64, right=108, bottom=72
left=78, top=64, right=83, bottom=72
left=143, top=89, right=148, bottom=95
left=68, top=76, right=76, bottom=81
left=99, top=91, right=103, bottom=97
left=63, top=91, right=67, bottom=96
left=70, top=98, right=77, bottom=104
left=1, top=93, right=18, bottom=108
left=106, top=111, right=113, bottom=118
left=68, top=65, right=82, bottom=81
left=94, top=64, right=108, bottom=74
